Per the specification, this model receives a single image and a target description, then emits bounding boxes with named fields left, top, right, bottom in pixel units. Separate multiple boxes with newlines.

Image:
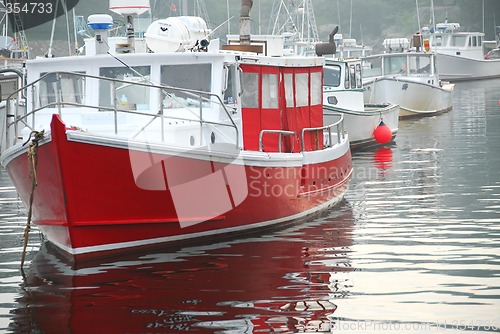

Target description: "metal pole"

left=111, top=81, right=117, bottom=134
left=416, top=0, right=421, bottom=33
left=56, top=75, right=62, bottom=117
left=227, top=0, right=231, bottom=34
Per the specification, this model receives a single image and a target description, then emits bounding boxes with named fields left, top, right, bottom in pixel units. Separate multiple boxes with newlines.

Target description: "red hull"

left=4, top=115, right=351, bottom=260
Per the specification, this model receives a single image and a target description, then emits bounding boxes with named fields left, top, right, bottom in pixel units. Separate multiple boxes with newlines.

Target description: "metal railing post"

left=56, top=74, right=62, bottom=117
left=159, top=88, right=164, bottom=142
left=259, top=130, right=296, bottom=152
left=111, top=80, right=117, bottom=134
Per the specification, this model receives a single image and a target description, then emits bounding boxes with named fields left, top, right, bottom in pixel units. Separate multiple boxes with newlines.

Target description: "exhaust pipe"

left=240, top=0, right=253, bottom=45
left=315, top=26, right=338, bottom=56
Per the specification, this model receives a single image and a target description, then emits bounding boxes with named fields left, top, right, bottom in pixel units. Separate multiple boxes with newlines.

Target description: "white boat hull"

left=323, top=102, right=399, bottom=148
left=363, top=77, right=454, bottom=118
left=436, top=53, right=500, bottom=81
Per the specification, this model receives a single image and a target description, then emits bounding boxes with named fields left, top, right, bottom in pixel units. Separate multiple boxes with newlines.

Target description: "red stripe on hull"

left=5, top=115, right=351, bottom=260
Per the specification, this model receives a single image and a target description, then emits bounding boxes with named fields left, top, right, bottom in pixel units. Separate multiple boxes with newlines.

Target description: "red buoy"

left=373, top=120, right=393, bottom=144
left=374, top=147, right=393, bottom=170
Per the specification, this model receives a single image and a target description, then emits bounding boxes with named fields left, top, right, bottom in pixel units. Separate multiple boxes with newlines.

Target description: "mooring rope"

left=20, top=130, right=45, bottom=270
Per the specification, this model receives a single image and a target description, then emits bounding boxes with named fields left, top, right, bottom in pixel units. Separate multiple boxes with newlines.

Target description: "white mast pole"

left=227, top=0, right=231, bottom=34
left=416, top=0, right=421, bottom=33
left=349, top=0, right=353, bottom=38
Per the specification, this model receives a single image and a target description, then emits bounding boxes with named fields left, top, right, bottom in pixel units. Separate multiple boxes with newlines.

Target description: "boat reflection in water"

left=10, top=204, right=354, bottom=333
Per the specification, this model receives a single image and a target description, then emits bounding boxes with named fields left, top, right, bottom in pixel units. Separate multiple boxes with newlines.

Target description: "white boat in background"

left=362, top=37, right=454, bottom=118
left=323, top=58, right=399, bottom=149
left=421, top=22, right=500, bottom=81
left=334, top=34, right=372, bottom=60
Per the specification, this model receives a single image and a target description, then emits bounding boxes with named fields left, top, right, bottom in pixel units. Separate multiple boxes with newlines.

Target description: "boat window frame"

left=451, top=35, right=467, bottom=48
left=99, top=65, right=151, bottom=111
left=355, top=63, right=362, bottom=88
left=349, top=64, right=356, bottom=89
left=310, top=71, right=322, bottom=105
left=240, top=71, right=259, bottom=109
left=344, top=63, right=350, bottom=89
left=38, top=71, right=86, bottom=107
left=323, top=64, right=341, bottom=88
left=262, top=72, right=279, bottom=109
left=295, top=72, right=309, bottom=107
left=223, top=64, right=238, bottom=105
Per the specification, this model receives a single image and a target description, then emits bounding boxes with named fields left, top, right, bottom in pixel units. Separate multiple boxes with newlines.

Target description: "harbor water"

left=0, top=79, right=499, bottom=333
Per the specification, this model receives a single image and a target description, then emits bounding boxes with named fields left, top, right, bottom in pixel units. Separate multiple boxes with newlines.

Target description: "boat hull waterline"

left=323, top=103, right=399, bottom=148
left=436, top=53, right=500, bottom=81
left=363, top=77, right=454, bottom=118
left=3, top=115, right=352, bottom=260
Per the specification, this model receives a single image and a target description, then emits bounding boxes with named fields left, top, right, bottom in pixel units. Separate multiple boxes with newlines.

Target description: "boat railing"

left=4, top=71, right=239, bottom=149
left=258, top=130, right=296, bottom=153
left=301, top=114, right=345, bottom=151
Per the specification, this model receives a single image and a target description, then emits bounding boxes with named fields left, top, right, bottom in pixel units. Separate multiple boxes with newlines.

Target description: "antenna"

left=109, top=0, right=151, bottom=53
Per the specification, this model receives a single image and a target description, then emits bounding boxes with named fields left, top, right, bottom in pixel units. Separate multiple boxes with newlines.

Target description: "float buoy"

left=373, top=120, right=392, bottom=144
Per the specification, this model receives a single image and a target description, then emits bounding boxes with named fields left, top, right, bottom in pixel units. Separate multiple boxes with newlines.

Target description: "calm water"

left=0, top=79, right=499, bottom=333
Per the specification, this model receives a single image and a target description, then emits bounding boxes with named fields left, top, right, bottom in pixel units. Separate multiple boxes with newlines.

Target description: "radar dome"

left=109, top=0, right=150, bottom=16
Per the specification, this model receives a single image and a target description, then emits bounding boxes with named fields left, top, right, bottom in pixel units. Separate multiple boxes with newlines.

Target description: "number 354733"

left=5, top=2, right=53, bottom=14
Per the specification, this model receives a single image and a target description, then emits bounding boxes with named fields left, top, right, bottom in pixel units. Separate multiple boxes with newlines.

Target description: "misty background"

left=9, top=0, right=500, bottom=57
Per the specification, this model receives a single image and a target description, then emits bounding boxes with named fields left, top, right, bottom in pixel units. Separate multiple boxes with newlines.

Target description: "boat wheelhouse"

left=362, top=39, right=454, bottom=118
left=421, top=22, right=500, bottom=81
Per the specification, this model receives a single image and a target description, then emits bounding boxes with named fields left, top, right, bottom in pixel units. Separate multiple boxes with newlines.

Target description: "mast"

left=269, top=0, right=319, bottom=43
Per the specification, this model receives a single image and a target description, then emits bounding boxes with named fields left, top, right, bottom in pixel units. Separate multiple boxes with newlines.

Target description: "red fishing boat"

left=0, top=1, right=352, bottom=261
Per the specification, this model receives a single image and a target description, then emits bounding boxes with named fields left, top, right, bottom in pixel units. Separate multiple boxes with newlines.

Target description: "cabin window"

left=349, top=65, right=356, bottom=89
left=408, top=55, right=431, bottom=73
left=344, top=64, right=350, bottom=89
left=324, top=65, right=341, bottom=87
left=99, top=66, right=150, bottom=110
left=223, top=65, right=238, bottom=105
left=471, top=36, right=477, bottom=47
left=355, top=64, right=362, bottom=88
left=477, top=36, right=482, bottom=46
left=262, top=73, right=278, bottom=108
left=295, top=73, right=309, bottom=107
left=362, top=57, right=382, bottom=78
left=451, top=35, right=466, bottom=47
left=39, top=72, right=85, bottom=107
left=284, top=73, right=294, bottom=107
left=161, top=63, right=211, bottom=106
left=310, top=71, right=322, bottom=105
left=241, top=72, right=259, bottom=108
left=384, top=56, right=406, bottom=75
left=432, top=36, right=443, bottom=47
left=351, top=50, right=363, bottom=58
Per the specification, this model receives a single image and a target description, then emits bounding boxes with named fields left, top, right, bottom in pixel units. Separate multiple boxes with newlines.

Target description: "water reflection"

left=10, top=204, right=354, bottom=333
left=2, top=79, right=500, bottom=333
